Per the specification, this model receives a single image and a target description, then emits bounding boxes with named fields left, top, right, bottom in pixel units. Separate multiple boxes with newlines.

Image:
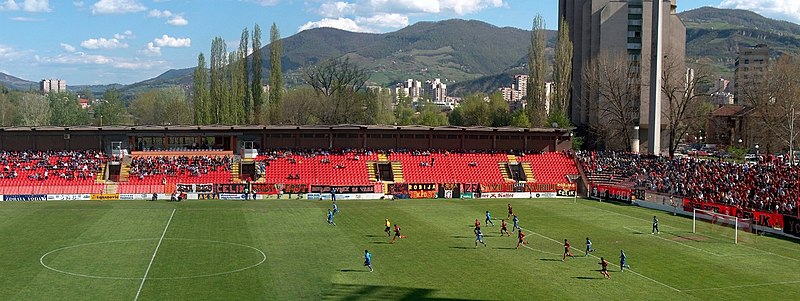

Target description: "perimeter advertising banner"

left=91, top=194, right=120, bottom=200
left=388, top=183, right=410, bottom=199
left=215, top=184, right=247, bottom=194
left=437, top=183, right=461, bottom=199
left=310, top=185, right=375, bottom=194
left=784, top=215, right=800, bottom=237
left=3, top=194, right=47, bottom=201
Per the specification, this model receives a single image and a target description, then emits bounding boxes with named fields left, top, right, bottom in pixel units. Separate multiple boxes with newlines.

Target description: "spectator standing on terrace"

left=331, top=187, right=337, bottom=201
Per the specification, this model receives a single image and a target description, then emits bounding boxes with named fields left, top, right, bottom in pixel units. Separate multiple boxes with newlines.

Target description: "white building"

left=427, top=78, right=447, bottom=102
left=393, top=79, right=424, bottom=102
left=40, top=79, right=67, bottom=94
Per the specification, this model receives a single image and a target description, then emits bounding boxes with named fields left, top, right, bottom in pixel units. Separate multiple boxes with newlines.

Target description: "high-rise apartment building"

left=733, top=44, right=769, bottom=104
left=40, top=79, right=67, bottom=94
left=427, top=78, right=447, bottom=102
left=393, top=79, right=424, bottom=102
left=559, top=0, right=685, bottom=151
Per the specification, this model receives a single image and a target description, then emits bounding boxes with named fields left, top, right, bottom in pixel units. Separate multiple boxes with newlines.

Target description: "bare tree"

left=583, top=53, right=641, bottom=150
left=303, top=57, right=370, bottom=124
left=742, top=54, right=800, bottom=157
left=661, top=53, right=712, bottom=157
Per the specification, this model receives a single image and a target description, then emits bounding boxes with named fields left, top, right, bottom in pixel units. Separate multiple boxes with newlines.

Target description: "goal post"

left=693, top=208, right=754, bottom=244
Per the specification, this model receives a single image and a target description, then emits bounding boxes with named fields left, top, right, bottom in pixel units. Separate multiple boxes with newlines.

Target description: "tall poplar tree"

left=239, top=27, right=251, bottom=123
left=228, top=51, right=242, bottom=124
left=193, top=53, right=210, bottom=125
left=210, top=37, right=227, bottom=124
left=269, top=22, right=283, bottom=124
left=251, top=24, right=264, bottom=123
left=527, top=14, right=547, bottom=128
left=552, top=17, right=573, bottom=123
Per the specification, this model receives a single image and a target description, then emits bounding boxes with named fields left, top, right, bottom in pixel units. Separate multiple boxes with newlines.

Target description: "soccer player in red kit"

left=507, top=203, right=513, bottom=219
left=474, top=219, right=481, bottom=229
left=391, top=224, right=406, bottom=243
left=516, top=230, right=528, bottom=249
left=562, top=239, right=574, bottom=261
left=599, top=257, right=611, bottom=279
left=500, top=219, right=510, bottom=237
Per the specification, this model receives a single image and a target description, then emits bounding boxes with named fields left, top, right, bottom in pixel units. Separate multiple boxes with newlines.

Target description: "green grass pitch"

left=0, top=198, right=798, bottom=300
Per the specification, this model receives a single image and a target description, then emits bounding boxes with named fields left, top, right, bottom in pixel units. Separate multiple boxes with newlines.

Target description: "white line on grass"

left=681, top=280, right=800, bottom=292
left=623, top=226, right=724, bottom=257
left=519, top=226, right=682, bottom=292
left=579, top=201, right=800, bottom=262
left=134, top=208, right=176, bottom=301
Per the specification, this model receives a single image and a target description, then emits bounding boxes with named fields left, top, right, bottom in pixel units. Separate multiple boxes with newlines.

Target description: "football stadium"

left=0, top=127, right=797, bottom=300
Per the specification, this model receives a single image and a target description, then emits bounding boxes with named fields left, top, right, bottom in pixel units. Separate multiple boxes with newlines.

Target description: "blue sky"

left=0, top=0, right=797, bottom=85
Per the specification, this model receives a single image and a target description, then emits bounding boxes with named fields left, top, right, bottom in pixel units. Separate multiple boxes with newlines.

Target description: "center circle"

left=40, top=238, right=266, bottom=280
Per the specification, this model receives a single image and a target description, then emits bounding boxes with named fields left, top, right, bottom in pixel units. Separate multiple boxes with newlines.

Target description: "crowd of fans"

left=0, top=150, right=109, bottom=181
left=129, top=156, right=232, bottom=179
left=579, top=151, right=799, bottom=215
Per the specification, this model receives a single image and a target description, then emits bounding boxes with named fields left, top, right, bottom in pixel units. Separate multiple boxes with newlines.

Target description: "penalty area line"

left=682, top=279, right=800, bottom=292
left=623, top=226, right=724, bottom=257
left=134, top=208, right=176, bottom=301
left=518, top=226, right=682, bottom=293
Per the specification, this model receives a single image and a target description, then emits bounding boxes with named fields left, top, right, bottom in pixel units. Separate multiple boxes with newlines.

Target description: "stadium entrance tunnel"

left=40, top=238, right=266, bottom=280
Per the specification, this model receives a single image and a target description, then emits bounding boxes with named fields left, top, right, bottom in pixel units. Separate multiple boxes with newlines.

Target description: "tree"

left=48, top=92, right=89, bottom=126
left=252, top=24, right=264, bottom=123
left=415, top=103, right=448, bottom=126
left=394, top=94, right=416, bottom=125
left=130, top=87, right=192, bottom=125
left=488, top=92, right=511, bottom=127
left=228, top=51, right=244, bottom=124
left=93, top=88, right=129, bottom=125
left=193, top=53, right=210, bottom=125
left=281, top=87, right=318, bottom=125
left=269, top=22, right=284, bottom=124
left=743, top=54, right=800, bottom=157
left=450, top=94, right=491, bottom=126
left=527, top=14, right=548, bottom=127
left=583, top=52, right=641, bottom=150
left=17, top=93, right=50, bottom=126
left=552, top=17, right=573, bottom=123
left=661, top=53, right=712, bottom=157
left=0, top=91, right=15, bottom=126
left=239, top=27, right=251, bottom=124
left=509, top=110, right=532, bottom=128
left=209, top=37, right=227, bottom=124
left=303, top=57, right=369, bottom=124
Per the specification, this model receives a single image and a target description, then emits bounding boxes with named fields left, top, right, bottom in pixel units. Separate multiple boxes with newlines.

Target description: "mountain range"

left=2, top=7, right=800, bottom=97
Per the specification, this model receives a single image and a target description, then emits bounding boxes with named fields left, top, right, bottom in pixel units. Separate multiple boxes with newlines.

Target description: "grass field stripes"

left=134, top=208, right=176, bottom=301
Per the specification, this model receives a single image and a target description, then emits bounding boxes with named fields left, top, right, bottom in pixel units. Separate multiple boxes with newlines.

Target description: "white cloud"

left=0, top=0, right=20, bottom=11
left=40, top=51, right=166, bottom=70
left=319, top=1, right=356, bottom=17
left=73, top=1, right=83, bottom=8
left=153, top=35, right=191, bottom=47
left=80, top=37, right=128, bottom=49
left=91, top=0, right=146, bottom=14
left=149, top=8, right=188, bottom=26
left=299, top=17, right=371, bottom=33
left=113, top=30, right=133, bottom=40
left=247, top=0, right=279, bottom=6
left=719, top=0, right=800, bottom=22
left=140, top=42, right=160, bottom=56
left=21, top=0, right=50, bottom=12
left=356, top=13, right=408, bottom=29
left=11, top=16, right=45, bottom=21
left=1, top=0, right=51, bottom=12
left=60, top=43, right=76, bottom=52
left=167, top=15, right=187, bottom=26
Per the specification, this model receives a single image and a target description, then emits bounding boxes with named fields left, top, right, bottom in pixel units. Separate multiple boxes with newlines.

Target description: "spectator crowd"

left=129, top=155, right=232, bottom=179
left=0, top=150, right=109, bottom=182
left=579, top=151, right=799, bottom=215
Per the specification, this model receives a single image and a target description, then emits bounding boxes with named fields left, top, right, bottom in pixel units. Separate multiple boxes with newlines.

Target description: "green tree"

left=93, top=88, right=129, bottom=125
left=269, top=22, right=284, bottom=124
left=527, top=14, right=548, bottom=127
left=394, top=95, right=416, bottom=126
left=281, top=87, right=318, bottom=125
left=451, top=94, right=490, bottom=126
left=252, top=24, right=264, bottom=123
left=17, top=93, right=50, bottom=126
left=193, top=53, right=210, bottom=125
left=228, top=51, right=244, bottom=124
left=553, top=17, right=573, bottom=119
left=488, top=92, right=511, bottom=127
left=364, top=88, right=395, bottom=125
left=0, top=90, right=15, bottom=126
left=509, top=110, right=532, bottom=128
left=130, top=87, right=192, bottom=125
left=210, top=37, right=228, bottom=124
left=239, top=27, right=251, bottom=124
left=415, top=103, right=448, bottom=126
left=48, top=92, right=89, bottom=126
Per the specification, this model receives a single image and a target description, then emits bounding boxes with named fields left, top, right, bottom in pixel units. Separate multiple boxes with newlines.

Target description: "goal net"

left=692, top=208, right=758, bottom=244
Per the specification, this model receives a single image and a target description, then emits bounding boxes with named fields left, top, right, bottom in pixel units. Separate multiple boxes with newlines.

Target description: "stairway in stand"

left=95, top=163, right=107, bottom=183
left=391, top=162, right=404, bottom=183
left=103, top=182, right=118, bottom=194
left=507, top=154, right=517, bottom=163
left=498, top=162, right=512, bottom=181
left=521, top=162, right=535, bottom=182
left=231, top=157, right=242, bottom=182
left=377, top=154, right=388, bottom=162
left=367, top=162, right=377, bottom=182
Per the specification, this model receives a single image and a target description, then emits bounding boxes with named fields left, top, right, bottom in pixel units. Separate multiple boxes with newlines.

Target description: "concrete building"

left=40, top=79, right=67, bottom=94
left=559, top=0, right=686, bottom=152
left=393, top=79, right=424, bottom=102
left=427, top=78, right=447, bottom=102
left=733, top=44, right=769, bottom=104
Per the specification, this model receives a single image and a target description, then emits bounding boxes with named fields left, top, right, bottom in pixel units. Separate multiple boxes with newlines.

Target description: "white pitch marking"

left=134, top=208, right=176, bottom=301
left=682, top=280, right=800, bottom=292
left=623, top=226, right=723, bottom=256
left=519, top=226, right=682, bottom=292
